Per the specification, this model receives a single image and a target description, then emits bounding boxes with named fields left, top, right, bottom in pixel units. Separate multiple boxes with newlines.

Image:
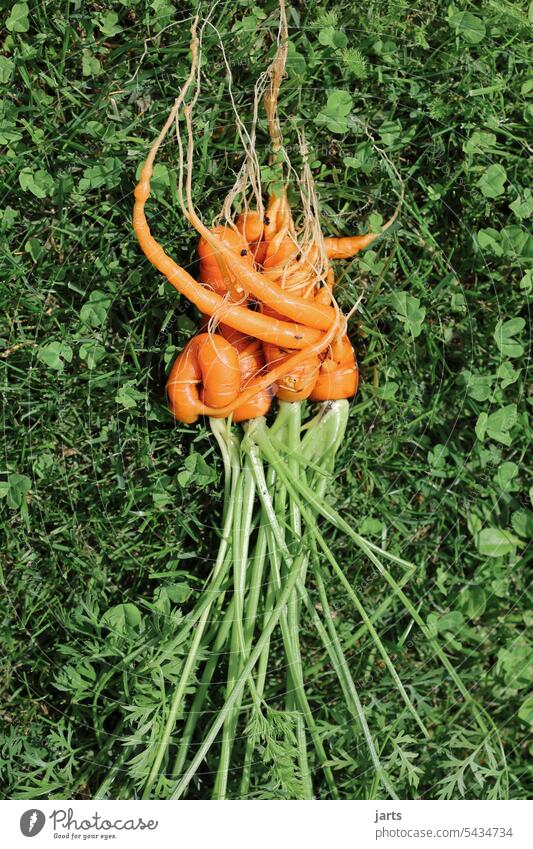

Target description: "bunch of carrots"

left=165, top=196, right=363, bottom=423
left=121, top=4, right=495, bottom=800
left=134, top=90, right=377, bottom=426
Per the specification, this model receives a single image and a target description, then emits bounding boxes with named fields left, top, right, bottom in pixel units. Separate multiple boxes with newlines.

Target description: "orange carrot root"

left=130, top=9, right=400, bottom=423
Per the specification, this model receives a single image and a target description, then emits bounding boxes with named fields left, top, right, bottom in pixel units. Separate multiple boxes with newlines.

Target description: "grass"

left=1, top=0, right=531, bottom=800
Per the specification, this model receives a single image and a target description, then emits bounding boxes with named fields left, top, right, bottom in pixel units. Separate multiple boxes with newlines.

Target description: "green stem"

left=343, top=564, right=416, bottom=650
left=170, top=533, right=309, bottom=800
left=171, top=597, right=235, bottom=779
left=300, top=571, right=398, bottom=799
left=353, top=535, right=489, bottom=735
left=244, top=436, right=338, bottom=799
left=253, top=420, right=488, bottom=736
left=214, top=456, right=257, bottom=799
left=239, top=462, right=279, bottom=797
left=93, top=743, right=130, bottom=800
left=142, top=420, right=240, bottom=799
left=296, top=714, right=313, bottom=800
left=239, top=496, right=270, bottom=798
left=254, top=406, right=398, bottom=799
left=143, top=604, right=208, bottom=798
left=257, top=429, right=429, bottom=737
left=278, top=403, right=312, bottom=794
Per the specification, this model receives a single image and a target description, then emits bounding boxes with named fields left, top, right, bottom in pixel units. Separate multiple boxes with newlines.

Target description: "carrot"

left=198, top=226, right=252, bottom=295
left=166, top=333, right=241, bottom=424
left=233, top=342, right=272, bottom=423
left=181, top=205, right=337, bottom=330
left=166, top=301, right=342, bottom=422
left=323, top=232, right=379, bottom=259
left=134, top=181, right=323, bottom=350
left=262, top=244, right=321, bottom=290
left=263, top=194, right=283, bottom=242
left=263, top=234, right=298, bottom=269
left=263, top=342, right=321, bottom=402
left=236, top=209, right=264, bottom=244
left=233, top=390, right=272, bottom=423
left=315, top=281, right=333, bottom=306
left=323, top=204, right=402, bottom=260
left=217, top=323, right=258, bottom=353
left=235, top=208, right=268, bottom=265
left=251, top=239, right=268, bottom=265
left=310, top=336, right=359, bottom=401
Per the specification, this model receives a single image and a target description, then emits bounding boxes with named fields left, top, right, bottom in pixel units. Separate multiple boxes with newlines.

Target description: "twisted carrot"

left=323, top=233, right=379, bottom=259
left=182, top=207, right=337, bottom=330
left=310, top=336, right=359, bottom=401
left=198, top=226, right=252, bottom=295
left=134, top=174, right=322, bottom=350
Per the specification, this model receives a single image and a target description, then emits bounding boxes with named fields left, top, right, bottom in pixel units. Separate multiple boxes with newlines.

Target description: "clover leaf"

left=37, top=342, right=73, bottom=372
left=494, top=317, right=525, bottom=358
left=391, top=292, right=426, bottom=338
left=477, top=164, right=507, bottom=198
left=315, top=90, right=353, bottom=135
